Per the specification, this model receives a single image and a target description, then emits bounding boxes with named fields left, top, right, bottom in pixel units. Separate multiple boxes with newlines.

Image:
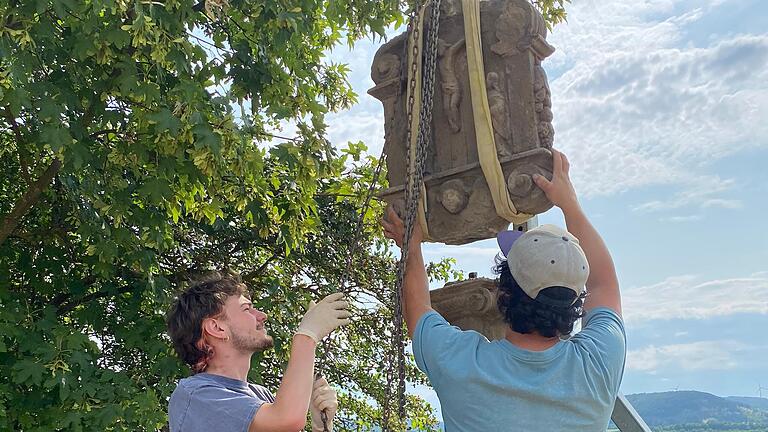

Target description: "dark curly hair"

left=494, top=257, right=586, bottom=338
left=166, top=273, right=247, bottom=373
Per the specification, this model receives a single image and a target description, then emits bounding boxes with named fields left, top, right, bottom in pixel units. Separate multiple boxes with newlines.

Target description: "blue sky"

left=296, top=0, right=768, bottom=415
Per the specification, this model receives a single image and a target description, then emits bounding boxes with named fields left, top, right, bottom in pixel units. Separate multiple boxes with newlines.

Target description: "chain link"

left=387, top=0, right=442, bottom=429
left=382, top=1, right=421, bottom=429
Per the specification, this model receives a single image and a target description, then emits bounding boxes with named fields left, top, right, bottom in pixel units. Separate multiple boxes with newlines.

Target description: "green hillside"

left=624, top=391, right=768, bottom=430
left=725, top=397, right=768, bottom=412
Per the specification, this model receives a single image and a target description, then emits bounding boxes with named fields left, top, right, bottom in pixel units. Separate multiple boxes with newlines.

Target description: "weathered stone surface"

left=430, top=277, right=507, bottom=340
left=370, top=0, right=556, bottom=245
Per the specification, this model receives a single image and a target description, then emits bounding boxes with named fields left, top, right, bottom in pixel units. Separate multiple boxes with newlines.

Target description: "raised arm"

left=533, top=150, right=622, bottom=316
left=382, top=206, right=433, bottom=338
left=250, top=294, right=350, bottom=432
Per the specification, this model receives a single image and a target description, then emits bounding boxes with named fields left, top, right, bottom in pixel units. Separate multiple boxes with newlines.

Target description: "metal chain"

left=315, top=128, right=388, bottom=432
left=382, top=1, right=421, bottom=428
left=387, top=0, right=442, bottom=429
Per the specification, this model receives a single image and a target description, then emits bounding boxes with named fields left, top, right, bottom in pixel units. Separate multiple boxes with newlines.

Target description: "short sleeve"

left=571, top=307, right=627, bottom=393
left=412, top=310, right=483, bottom=385
left=171, top=383, right=264, bottom=432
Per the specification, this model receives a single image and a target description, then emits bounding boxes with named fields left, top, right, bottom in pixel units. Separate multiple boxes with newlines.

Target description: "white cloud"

left=659, top=215, right=703, bottom=223
left=701, top=199, right=742, bottom=209
left=623, top=272, right=768, bottom=322
left=632, top=176, right=741, bottom=213
left=319, top=0, right=768, bottom=213
left=325, top=109, right=385, bottom=154
left=546, top=0, right=768, bottom=207
left=627, top=340, right=744, bottom=372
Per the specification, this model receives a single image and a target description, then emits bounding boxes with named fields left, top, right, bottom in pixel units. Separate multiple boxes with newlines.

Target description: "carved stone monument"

left=370, top=0, right=556, bottom=245
left=430, top=277, right=507, bottom=340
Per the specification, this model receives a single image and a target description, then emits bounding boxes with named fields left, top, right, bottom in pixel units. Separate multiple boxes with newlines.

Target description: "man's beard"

left=231, top=328, right=274, bottom=353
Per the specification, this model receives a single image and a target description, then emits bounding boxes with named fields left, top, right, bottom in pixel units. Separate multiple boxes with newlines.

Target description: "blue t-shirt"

left=413, top=307, right=626, bottom=431
left=168, top=372, right=275, bottom=432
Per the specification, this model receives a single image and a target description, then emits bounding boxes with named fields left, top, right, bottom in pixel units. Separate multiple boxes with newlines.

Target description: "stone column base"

left=430, top=276, right=507, bottom=340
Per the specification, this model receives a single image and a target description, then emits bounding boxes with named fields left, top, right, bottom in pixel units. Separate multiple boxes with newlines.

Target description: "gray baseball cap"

left=497, top=225, right=589, bottom=302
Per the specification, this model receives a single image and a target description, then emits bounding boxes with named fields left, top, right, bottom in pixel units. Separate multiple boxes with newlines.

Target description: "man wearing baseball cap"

left=382, top=149, right=625, bottom=431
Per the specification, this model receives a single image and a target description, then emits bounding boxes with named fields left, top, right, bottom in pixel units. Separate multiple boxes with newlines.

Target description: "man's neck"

left=203, top=349, right=253, bottom=382
left=504, top=328, right=560, bottom=351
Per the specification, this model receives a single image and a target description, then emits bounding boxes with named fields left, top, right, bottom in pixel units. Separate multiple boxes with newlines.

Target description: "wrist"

left=405, top=238, right=423, bottom=254
left=293, top=331, right=319, bottom=347
left=558, top=199, right=582, bottom=216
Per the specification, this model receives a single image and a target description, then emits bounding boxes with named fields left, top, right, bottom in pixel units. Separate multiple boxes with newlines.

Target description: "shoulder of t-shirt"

left=583, top=307, right=624, bottom=329
left=177, top=374, right=204, bottom=391
left=413, top=309, right=488, bottom=381
left=570, top=307, right=626, bottom=349
left=415, top=309, right=488, bottom=347
left=173, top=376, right=210, bottom=402
left=415, top=309, right=442, bottom=331
left=178, top=374, right=234, bottom=395
left=416, top=309, right=469, bottom=334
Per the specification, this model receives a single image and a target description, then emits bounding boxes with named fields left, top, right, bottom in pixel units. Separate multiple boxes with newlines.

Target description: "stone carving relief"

left=437, top=179, right=470, bottom=214
left=370, top=0, right=557, bottom=245
left=437, top=38, right=465, bottom=133
left=440, top=0, right=461, bottom=17
left=486, top=72, right=512, bottom=158
left=534, top=65, right=554, bottom=148
left=372, top=53, right=401, bottom=83
left=431, top=277, right=507, bottom=341
left=491, top=3, right=527, bottom=57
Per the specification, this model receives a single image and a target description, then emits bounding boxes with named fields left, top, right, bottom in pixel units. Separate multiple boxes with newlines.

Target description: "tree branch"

left=4, top=107, right=32, bottom=184
left=242, top=251, right=280, bottom=281
left=0, top=95, right=101, bottom=246
left=57, top=284, right=136, bottom=315
left=0, top=157, right=62, bottom=246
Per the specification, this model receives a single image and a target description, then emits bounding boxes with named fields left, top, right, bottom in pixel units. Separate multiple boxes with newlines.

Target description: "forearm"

left=403, top=243, right=432, bottom=338
left=561, top=203, right=621, bottom=314
left=272, top=335, right=316, bottom=421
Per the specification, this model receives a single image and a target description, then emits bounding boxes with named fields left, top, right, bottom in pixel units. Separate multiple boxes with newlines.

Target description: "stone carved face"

left=438, top=180, right=469, bottom=214
left=487, top=71, right=500, bottom=88
left=440, top=0, right=461, bottom=17
left=372, top=53, right=400, bottom=83
left=491, top=4, right=528, bottom=56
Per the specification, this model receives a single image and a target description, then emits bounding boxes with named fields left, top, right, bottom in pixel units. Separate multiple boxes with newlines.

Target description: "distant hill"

left=428, top=392, right=768, bottom=431
left=726, top=396, right=768, bottom=411
left=625, top=391, right=768, bottom=427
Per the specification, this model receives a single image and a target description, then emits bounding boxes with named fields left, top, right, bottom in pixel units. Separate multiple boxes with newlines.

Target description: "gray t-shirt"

left=169, top=372, right=275, bottom=432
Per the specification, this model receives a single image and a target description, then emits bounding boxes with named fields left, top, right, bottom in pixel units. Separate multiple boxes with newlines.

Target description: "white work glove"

left=310, top=376, right=338, bottom=432
left=295, top=292, right=351, bottom=343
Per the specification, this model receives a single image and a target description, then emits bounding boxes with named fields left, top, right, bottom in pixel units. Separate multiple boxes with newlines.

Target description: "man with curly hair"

left=166, top=273, right=350, bottom=432
left=382, top=149, right=626, bottom=431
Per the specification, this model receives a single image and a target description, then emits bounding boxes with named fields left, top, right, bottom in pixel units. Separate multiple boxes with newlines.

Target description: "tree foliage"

left=532, top=0, right=570, bottom=30
left=0, top=0, right=567, bottom=430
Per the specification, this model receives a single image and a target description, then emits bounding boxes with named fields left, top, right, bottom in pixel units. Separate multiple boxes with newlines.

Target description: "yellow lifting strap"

left=461, top=0, right=534, bottom=225
left=405, top=3, right=432, bottom=241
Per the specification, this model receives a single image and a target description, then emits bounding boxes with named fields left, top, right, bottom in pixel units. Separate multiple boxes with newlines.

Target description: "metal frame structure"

left=612, top=393, right=652, bottom=432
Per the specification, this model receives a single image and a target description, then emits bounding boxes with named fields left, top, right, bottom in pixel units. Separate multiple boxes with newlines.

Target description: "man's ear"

left=202, top=317, right=228, bottom=341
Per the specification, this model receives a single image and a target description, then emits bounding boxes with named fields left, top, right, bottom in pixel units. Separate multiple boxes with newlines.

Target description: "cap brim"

left=497, top=230, right=524, bottom=257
